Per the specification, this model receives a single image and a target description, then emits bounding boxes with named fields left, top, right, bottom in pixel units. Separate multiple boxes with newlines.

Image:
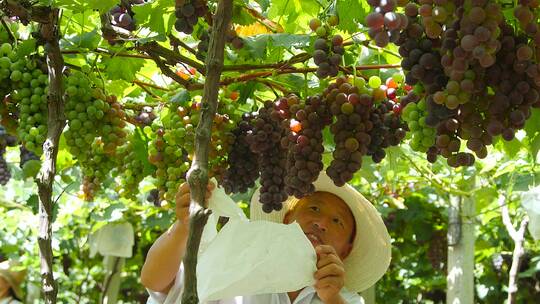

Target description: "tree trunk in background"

left=100, top=256, right=124, bottom=304
left=361, top=284, right=376, bottom=304
left=498, top=195, right=529, bottom=304
left=447, top=195, right=476, bottom=304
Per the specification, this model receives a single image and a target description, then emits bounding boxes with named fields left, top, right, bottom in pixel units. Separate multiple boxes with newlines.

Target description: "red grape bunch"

left=246, top=101, right=289, bottom=213
left=309, top=17, right=344, bottom=78
left=134, top=106, right=156, bottom=126
left=284, top=94, right=332, bottom=198
left=102, top=1, right=146, bottom=44
left=484, top=25, right=540, bottom=142
left=415, top=1, right=458, bottom=39
left=399, top=38, right=447, bottom=94
left=175, top=0, right=208, bottom=34
left=324, top=77, right=374, bottom=186
left=197, top=27, right=244, bottom=61
left=0, top=126, right=16, bottom=185
left=109, top=5, right=136, bottom=32
left=367, top=100, right=407, bottom=163
left=221, top=113, right=260, bottom=194
left=514, top=0, right=540, bottom=46
left=365, top=0, right=409, bottom=47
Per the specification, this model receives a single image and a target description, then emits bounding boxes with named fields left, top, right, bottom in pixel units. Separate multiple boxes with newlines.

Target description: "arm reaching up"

left=140, top=182, right=215, bottom=293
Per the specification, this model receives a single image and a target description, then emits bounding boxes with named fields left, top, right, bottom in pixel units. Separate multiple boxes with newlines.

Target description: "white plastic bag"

left=89, top=222, right=134, bottom=258
left=521, top=187, right=540, bottom=240
left=194, top=179, right=316, bottom=302
left=197, top=220, right=316, bottom=302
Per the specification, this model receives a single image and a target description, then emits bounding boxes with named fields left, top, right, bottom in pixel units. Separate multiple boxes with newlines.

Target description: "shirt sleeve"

left=340, top=291, right=365, bottom=304
left=146, top=264, right=185, bottom=304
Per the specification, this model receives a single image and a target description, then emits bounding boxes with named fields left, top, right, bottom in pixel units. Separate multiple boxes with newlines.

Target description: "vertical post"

left=181, top=0, right=233, bottom=304
left=361, top=284, right=376, bottom=304
left=446, top=195, right=475, bottom=304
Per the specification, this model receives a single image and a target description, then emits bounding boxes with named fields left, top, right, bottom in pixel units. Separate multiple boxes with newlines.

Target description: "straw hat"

left=250, top=172, right=391, bottom=293
left=0, top=261, right=25, bottom=300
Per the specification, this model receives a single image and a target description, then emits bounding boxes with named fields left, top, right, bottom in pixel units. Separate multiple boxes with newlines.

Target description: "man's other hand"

left=175, top=181, right=215, bottom=223
left=314, top=245, right=346, bottom=304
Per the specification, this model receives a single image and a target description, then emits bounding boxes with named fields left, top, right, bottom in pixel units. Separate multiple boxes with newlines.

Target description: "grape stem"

left=134, top=80, right=161, bottom=99
left=61, top=48, right=154, bottom=60
left=0, top=0, right=51, bottom=24
left=0, top=17, right=16, bottom=45
left=222, top=52, right=312, bottom=71
left=147, top=52, right=193, bottom=87
left=182, top=0, right=233, bottom=303
left=188, top=63, right=401, bottom=90
left=241, top=3, right=283, bottom=33
left=169, top=33, right=198, bottom=57
left=137, top=41, right=206, bottom=75
left=132, top=80, right=171, bottom=91
left=401, top=152, right=471, bottom=197
left=257, top=78, right=290, bottom=94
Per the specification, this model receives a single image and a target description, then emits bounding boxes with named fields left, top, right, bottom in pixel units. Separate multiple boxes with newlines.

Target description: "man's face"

left=283, top=191, right=355, bottom=260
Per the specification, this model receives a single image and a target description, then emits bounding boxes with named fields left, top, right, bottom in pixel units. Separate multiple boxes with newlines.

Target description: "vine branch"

left=169, top=34, right=198, bottom=57
left=182, top=0, right=233, bottom=303
left=498, top=195, right=529, bottom=304
left=0, top=0, right=50, bottom=24
left=187, top=63, right=401, bottom=90
left=137, top=41, right=205, bottom=75
left=0, top=17, right=16, bottom=43
left=401, top=152, right=471, bottom=197
left=36, top=7, right=65, bottom=304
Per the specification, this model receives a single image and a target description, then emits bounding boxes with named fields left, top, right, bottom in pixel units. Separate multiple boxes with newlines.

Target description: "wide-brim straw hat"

left=0, top=260, right=25, bottom=300
left=250, top=172, right=391, bottom=293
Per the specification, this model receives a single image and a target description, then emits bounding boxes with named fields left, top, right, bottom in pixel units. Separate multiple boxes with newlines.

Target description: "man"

left=141, top=173, right=391, bottom=304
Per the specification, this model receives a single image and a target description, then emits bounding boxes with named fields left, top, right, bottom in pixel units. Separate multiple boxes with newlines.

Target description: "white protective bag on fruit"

left=89, top=222, right=134, bottom=258
left=521, top=186, right=540, bottom=240
left=164, top=179, right=316, bottom=303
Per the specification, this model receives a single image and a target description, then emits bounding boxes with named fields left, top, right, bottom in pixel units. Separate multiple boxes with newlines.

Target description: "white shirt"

left=147, top=266, right=364, bottom=304
left=0, top=297, right=22, bottom=304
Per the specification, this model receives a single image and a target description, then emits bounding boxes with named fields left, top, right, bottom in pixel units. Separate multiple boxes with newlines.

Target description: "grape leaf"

left=53, top=0, right=117, bottom=13
left=132, top=0, right=174, bottom=34
left=133, top=128, right=155, bottom=177
left=102, top=56, right=145, bottom=82
left=64, top=30, right=101, bottom=50
left=16, top=39, right=37, bottom=57
left=500, top=137, right=522, bottom=159
left=168, top=89, right=191, bottom=105
left=241, top=35, right=269, bottom=59
left=269, top=33, right=310, bottom=48
left=524, top=109, right=540, bottom=157
left=232, top=4, right=257, bottom=25
left=336, top=0, right=370, bottom=34
left=26, top=194, right=39, bottom=215
left=474, top=187, right=498, bottom=211
left=237, top=81, right=258, bottom=104
left=240, top=33, right=310, bottom=59
left=268, top=0, right=319, bottom=33
left=254, top=0, right=271, bottom=12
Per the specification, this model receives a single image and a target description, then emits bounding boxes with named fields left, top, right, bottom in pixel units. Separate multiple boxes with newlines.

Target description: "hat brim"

left=0, top=269, right=24, bottom=300
left=250, top=172, right=391, bottom=292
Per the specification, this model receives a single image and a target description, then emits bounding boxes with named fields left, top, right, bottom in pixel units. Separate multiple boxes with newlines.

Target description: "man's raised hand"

left=314, top=245, right=346, bottom=304
left=174, top=181, right=215, bottom=223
